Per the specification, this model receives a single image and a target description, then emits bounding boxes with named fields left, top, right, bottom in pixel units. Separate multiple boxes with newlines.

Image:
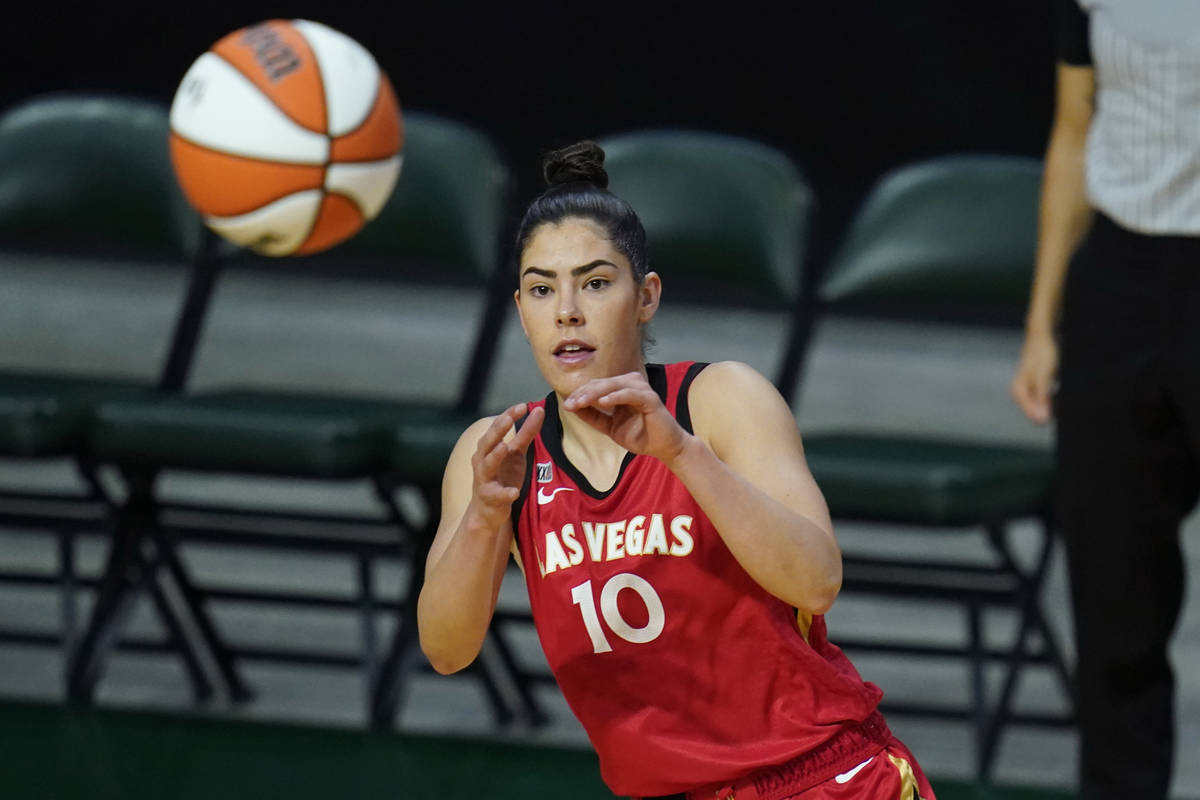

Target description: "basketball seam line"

left=329, top=79, right=399, bottom=161
left=170, top=133, right=327, bottom=217
left=215, top=26, right=328, bottom=136
left=170, top=131, right=326, bottom=168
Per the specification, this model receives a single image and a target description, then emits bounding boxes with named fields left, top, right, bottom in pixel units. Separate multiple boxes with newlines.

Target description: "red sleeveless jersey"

left=511, top=362, right=885, bottom=797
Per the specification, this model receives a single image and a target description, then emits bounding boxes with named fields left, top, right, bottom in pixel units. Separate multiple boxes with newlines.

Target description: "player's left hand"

left=563, top=371, right=689, bottom=465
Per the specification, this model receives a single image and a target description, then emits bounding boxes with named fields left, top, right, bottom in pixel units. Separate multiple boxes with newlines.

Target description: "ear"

left=513, top=289, right=530, bottom=339
left=637, top=272, right=662, bottom=324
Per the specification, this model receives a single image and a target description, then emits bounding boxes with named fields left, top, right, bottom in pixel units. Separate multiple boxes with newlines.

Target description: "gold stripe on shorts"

left=886, top=753, right=923, bottom=800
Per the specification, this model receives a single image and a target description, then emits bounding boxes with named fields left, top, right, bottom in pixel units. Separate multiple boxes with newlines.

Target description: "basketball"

left=168, top=19, right=403, bottom=256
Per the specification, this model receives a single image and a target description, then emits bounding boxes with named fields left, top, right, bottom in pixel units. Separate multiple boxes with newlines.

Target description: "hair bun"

left=543, top=140, right=609, bottom=190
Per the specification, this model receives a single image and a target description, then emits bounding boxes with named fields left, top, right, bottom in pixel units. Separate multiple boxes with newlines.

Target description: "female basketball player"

left=417, top=141, right=935, bottom=800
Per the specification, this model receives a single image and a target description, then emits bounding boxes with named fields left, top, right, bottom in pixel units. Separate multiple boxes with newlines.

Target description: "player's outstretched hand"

left=563, top=372, right=687, bottom=465
left=470, top=403, right=544, bottom=529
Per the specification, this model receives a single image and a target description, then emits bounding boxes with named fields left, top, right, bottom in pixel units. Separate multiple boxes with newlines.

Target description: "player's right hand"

left=1010, top=330, right=1058, bottom=424
left=468, top=403, right=544, bottom=529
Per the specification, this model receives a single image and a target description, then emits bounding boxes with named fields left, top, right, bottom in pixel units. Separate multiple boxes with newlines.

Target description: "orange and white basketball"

left=168, top=19, right=403, bottom=256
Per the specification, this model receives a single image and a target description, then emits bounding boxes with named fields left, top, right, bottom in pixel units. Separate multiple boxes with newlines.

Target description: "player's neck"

left=556, top=405, right=628, bottom=493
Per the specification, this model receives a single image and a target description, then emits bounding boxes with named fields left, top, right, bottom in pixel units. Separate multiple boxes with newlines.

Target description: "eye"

left=528, top=284, right=550, bottom=297
left=585, top=277, right=609, bottom=291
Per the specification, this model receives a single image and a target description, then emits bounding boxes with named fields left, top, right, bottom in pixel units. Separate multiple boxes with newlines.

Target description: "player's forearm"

left=663, top=435, right=841, bottom=614
left=417, top=512, right=509, bottom=674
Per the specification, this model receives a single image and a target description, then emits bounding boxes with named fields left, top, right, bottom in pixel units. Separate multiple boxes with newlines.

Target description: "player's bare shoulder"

left=687, top=360, right=803, bottom=467
left=688, top=361, right=783, bottom=428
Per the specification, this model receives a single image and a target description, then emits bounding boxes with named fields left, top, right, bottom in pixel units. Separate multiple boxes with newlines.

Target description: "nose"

left=556, top=287, right=583, bottom=327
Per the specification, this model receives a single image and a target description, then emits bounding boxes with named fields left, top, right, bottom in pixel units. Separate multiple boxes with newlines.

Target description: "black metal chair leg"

left=59, top=529, right=77, bottom=654
left=143, top=565, right=214, bottom=703
left=359, top=550, right=378, bottom=720
left=66, top=514, right=147, bottom=704
left=1031, top=514, right=1076, bottom=703
left=967, top=600, right=990, bottom=781
left=160, top=541, right=253, bottom=702
left=473, top=633, right=516, bottom=726
left=370, top=599, right=420, bottom=728
left=978, top=601, right=1034, bottom=781
left=371, top=480, right=431, bottom=727
left=369, top=531, right=426, bottom=728
left=1016, top=536, right=1075, bottom=706
left=1034, top=607, right=1075, bottom=701
left=486, top=622, right=547, bottom=725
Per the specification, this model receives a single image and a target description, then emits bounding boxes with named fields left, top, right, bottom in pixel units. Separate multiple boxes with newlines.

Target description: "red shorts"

left=675, top=739, right=935, bottom=800
left=783, top=739, right=935, bottom=800
left=639, top=714, right=936, bottom=800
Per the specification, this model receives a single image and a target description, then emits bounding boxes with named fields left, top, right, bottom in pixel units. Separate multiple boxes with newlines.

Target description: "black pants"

left=1056, top=213, right=1200, bottom=799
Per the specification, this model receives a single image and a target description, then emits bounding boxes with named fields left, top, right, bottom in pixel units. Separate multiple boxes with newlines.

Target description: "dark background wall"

left=0, top=1, right=1056, bottom=268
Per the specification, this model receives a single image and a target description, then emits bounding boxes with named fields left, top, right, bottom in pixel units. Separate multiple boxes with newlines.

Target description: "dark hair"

left=514, top=140, right=649, bottom=282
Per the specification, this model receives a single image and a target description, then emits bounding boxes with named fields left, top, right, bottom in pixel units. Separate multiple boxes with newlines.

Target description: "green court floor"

left=0, top=700, right=1071, bottom=800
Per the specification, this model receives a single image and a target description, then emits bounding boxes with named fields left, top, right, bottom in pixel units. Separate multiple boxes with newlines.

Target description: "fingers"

left=468, top=405, right=534, bottom=519
left=564, top=373, right=655, bottom=413
left=471, top=403, right=546, bottom=490
left=569, top=404, right=615, bottom=436
left=472, top=404, right=526, bottom=477
left=1010, top=373, right=1052, bottom=424
left=1012, top=333, right=1058, bottom=425
left=473, top=403, right=522, bottom=459
left=475, top=481, right=520, bottom=506
left=509, top=405, right=545, bottom=453
left=1027, top=388, right=1052, bottom=424
left=587, top=387, right=653, bottom=410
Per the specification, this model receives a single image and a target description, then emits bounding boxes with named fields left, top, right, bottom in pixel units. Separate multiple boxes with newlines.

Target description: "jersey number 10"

left=571, top=573, right=666, bottom=654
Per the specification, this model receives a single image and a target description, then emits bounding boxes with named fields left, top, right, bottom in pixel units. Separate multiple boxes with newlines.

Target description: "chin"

left=531, top=359, right=578, bottom=394
left=552, top=373, right=589, bottom=399
left=541, top=365, right=598, bottom=400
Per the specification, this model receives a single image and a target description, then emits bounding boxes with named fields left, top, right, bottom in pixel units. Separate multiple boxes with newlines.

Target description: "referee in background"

left=1011, top=1, right=1200, bottom=797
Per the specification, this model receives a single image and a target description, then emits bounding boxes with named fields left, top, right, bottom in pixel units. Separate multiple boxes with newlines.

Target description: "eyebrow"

left=521, top=259, right=618, bottom=280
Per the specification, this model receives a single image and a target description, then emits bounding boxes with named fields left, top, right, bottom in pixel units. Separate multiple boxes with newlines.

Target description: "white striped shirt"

left=1079, top=0, right=1200, bottom=234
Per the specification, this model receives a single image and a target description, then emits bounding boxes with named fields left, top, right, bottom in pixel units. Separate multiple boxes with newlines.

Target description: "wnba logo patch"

left=536, top=462, right=554, bottom=483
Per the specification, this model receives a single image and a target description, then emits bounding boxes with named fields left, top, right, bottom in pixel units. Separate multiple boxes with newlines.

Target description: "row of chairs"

left=0, top=92, right=1070, bottom=779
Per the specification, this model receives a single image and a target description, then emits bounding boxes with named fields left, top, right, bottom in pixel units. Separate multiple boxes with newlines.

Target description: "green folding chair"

left=71, top=111, right=522, bottom=725
left=0, top=92, right=210, bottom=668
left=799, top=154, right=1073, bottom=779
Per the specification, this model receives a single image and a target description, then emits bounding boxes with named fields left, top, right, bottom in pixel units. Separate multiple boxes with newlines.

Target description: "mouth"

left=553, top=340, right=595, bottom=364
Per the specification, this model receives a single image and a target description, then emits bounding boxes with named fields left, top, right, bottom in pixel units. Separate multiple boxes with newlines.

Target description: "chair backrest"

left=0, top=93, right=207, bottom=383
left=255, top=110, right=513, bottom=286
left=0, top=92, right=202, bottom=262
left=600, top=130, right=812, bottom=308
left=597, top=130, right=815, bottom=398
left=792, top=154, right=1044, bottom=440
left=194, top=111, right=514, bottom=411
left=817, top=154, right=1042, bottom=325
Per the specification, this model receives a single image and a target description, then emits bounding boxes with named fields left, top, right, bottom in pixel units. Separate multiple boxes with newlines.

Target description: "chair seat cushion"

left=386, top=407, right=479, bottom=485
left=802, top=432, right=1054, bottom=526
left=89, top=390, right=429, bottom=478
left=0, top=372, right=152, bottom=457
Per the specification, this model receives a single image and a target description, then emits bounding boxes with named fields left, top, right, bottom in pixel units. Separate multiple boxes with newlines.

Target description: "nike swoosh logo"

left=536, top=486, right=575, bottom=505
left=834, top=757, right=875, bottom=784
